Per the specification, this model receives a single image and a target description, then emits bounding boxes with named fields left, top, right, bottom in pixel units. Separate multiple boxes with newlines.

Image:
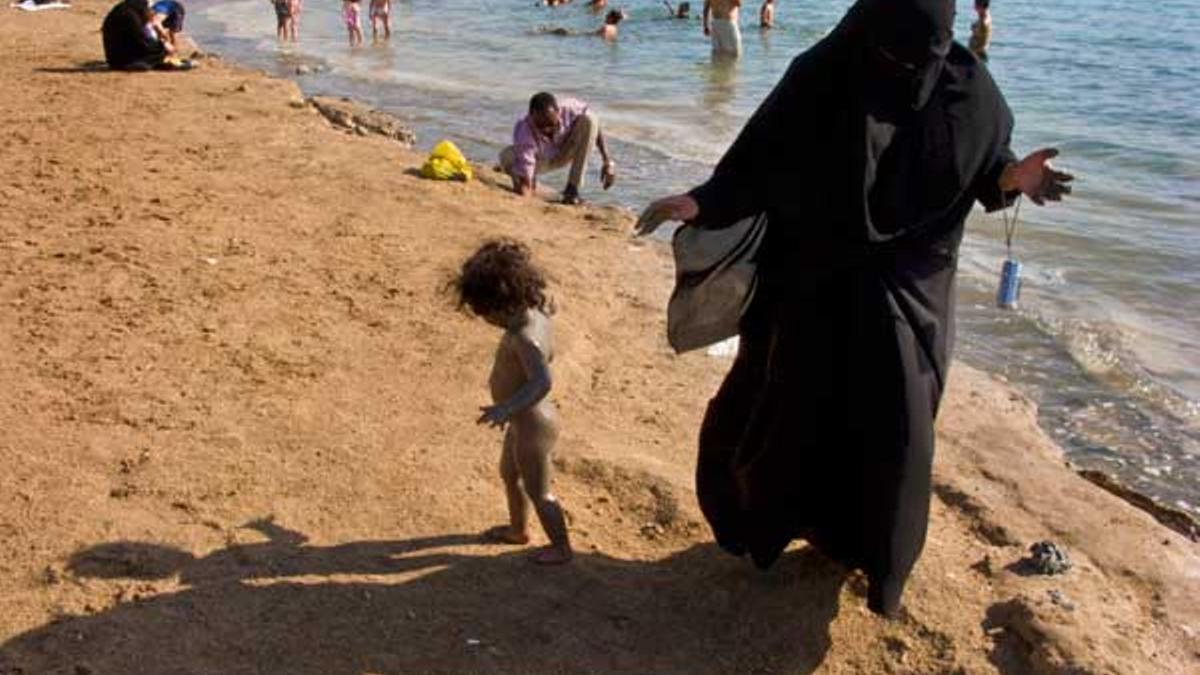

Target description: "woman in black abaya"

left=102, top=0, right=167, bottom=71
left=637, top=0, right=1072, bottom=616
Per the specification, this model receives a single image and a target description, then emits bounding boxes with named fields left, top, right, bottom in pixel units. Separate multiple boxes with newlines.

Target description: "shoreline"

left=188, top=4, right=1200, bottom=524
left=275, top=57, right=1200, bottom=544
left=299, top=85, right=1200, bottom=542
left=1, top=3, right=1197, bottom=674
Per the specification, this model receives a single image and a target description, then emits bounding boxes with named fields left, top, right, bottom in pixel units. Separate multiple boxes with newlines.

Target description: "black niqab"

left=866, top=0, right=955, bottom=113
left=780, top=0, right=955, bottom=121
left=684, top=0, right=1018, bottom=616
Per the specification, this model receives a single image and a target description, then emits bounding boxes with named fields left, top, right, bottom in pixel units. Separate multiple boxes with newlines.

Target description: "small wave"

left=187, top=0, right=1200, bottom=512
left=1029, top=313, right=1197, bottom=426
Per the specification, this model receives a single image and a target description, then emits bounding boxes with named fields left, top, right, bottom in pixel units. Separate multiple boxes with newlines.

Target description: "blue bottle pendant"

left=996, top=258, right=1022, bottom=309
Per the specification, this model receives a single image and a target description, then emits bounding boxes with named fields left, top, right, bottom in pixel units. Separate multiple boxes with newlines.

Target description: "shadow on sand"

left=34, top=61, right=112, bottom=74
left=0, top=519, right=847, bottom=674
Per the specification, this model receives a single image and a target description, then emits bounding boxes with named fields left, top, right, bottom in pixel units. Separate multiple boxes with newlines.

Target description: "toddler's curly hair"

left=452, top=238, right=550, bottom=317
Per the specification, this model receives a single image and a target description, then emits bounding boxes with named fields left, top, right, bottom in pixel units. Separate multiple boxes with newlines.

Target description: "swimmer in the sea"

left=597, top=8, right=624, bottom=40
left=759, top=0, right=774, bottom=29
left=664, top=1, right=691, bottom=18
left=539, top=8, right=624, bottom=40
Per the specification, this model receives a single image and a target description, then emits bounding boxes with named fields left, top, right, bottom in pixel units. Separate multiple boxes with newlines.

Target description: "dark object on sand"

left=101, top=0, right=166, bottom=70
left=1025, top=541, right=1072, bottom=575
left=684, top=0, right=1021, bottom=617
left=1047, top=588, right=1076, bottom=611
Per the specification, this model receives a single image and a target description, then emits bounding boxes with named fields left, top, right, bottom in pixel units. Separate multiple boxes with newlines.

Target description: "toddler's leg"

left=493, top=427, right=530, bottom=544
left=515, top=422, right=571, bottom=564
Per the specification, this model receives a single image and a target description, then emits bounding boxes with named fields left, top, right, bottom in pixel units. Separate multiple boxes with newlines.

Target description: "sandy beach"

left=1, top=3, right=1197, bottom=673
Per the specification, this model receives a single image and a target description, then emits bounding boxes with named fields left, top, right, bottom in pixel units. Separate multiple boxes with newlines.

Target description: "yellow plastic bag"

left=419, top=140, right=473, bottom=182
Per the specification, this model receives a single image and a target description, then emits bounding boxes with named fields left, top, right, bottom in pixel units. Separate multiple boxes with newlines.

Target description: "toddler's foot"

left=483, top=525, right=530, bottom=545
left=530, top=544, right=573, bottom=565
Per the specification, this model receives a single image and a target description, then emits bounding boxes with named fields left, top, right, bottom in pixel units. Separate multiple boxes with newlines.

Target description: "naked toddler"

left=452, top=239, right=572, bottom=565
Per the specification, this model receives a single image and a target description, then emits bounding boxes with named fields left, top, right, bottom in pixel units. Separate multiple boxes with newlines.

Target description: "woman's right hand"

left=635, top=194, right=699, bottom=237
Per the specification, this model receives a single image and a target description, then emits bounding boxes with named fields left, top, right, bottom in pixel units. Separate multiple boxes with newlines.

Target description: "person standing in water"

left=704, top=0, right=742, bottom=58
left=343, top=0, right=364, bottom=47
left=597, top=8, right=625, bottom=40
left=369, top=0, right=391, bottom=41
left=637, top=0, right=1072, bottom=617
left=453, top=239, right=573, bottom=566
left=271, top=0, right=296, bottom=42
left=759, top=0, right=774, bottom=29
left=969, top=0, right=992, bottom=61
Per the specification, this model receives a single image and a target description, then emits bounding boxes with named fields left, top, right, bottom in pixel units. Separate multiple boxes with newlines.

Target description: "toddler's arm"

left=478, top=331, right=553, bottom=427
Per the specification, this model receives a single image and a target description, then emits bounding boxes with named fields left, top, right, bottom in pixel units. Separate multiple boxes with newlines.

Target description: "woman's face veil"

left=859, top=0, right=956, bottom=113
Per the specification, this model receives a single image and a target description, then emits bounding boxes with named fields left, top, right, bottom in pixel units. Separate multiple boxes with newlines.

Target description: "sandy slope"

left=0, top=3, right=1196, bottom=673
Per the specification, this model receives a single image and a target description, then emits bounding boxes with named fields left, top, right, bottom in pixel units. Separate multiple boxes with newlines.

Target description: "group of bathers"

left=341, top=0, right=389, bottom=30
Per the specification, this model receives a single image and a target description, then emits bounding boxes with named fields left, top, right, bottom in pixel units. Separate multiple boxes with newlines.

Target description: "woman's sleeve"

left=688, top=55, right=809, bottom=229
left=974, top=91, right=1020, bottom=212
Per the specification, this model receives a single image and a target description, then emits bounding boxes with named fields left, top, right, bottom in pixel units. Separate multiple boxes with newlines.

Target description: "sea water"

left=189, top=0, right=1199, bottom=515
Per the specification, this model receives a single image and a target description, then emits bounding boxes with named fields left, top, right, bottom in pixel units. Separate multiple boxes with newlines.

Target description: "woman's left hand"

left=635, top=194, right=699, bottom=237
left=1002, top=148, right=1075, bottom=205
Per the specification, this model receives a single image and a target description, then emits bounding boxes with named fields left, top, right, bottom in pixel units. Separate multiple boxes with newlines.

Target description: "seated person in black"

left=102, top=0, right=166, bottom=71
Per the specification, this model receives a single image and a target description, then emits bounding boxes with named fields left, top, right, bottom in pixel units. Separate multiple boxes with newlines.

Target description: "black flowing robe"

left=686, top=0, right=1018, bottom=616
left=102, top=0, right=166, bottom=71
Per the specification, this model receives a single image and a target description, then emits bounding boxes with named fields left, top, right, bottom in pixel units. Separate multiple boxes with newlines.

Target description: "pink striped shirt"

left=509, top=97, right=589, bottom=183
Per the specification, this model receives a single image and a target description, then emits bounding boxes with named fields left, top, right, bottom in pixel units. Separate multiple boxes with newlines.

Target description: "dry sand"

left=0, top=3, right=1197, bottom=673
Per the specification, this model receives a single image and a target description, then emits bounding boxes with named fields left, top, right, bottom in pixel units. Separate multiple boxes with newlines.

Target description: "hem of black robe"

left=867, top=579, right=903, bottom=618
left=110, top=59, right=160, bottom=72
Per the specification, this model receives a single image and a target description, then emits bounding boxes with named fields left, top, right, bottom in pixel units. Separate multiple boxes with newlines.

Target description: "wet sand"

left=0, top=3, right=1197, bottom=673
